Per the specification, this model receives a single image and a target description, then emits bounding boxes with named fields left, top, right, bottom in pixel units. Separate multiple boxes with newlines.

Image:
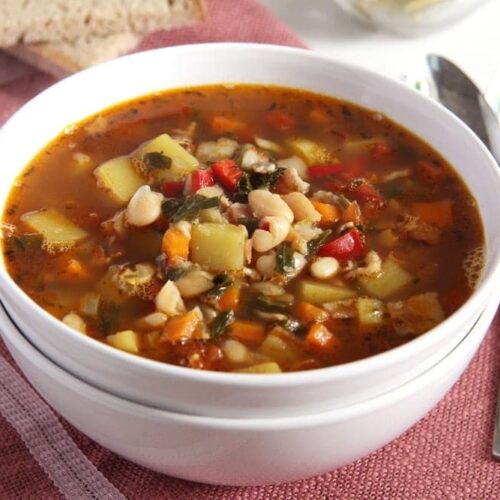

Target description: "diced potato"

left=190, top=223, right=247, bottom=271
left=132, top=133, right=199, bottom=182
left=299, top=279, right=357, bottom=305
left=235, top=361, right=282, bottom=374
left=21, top=209, right=87, bottom=252
left=62, top=312, right=87, bottom=334
left=359, top=258, right=414, bottom=300
left=94, top=155, right=145, bottom=204
left=106, top=330, right=139, bottom=354
left=79, top=292, right=100, bottom=317
left=357, top=297, right=385, bottom=326
left=259, top=332, right=300, bottom=363
left=287, top=137, right=334, bottom=165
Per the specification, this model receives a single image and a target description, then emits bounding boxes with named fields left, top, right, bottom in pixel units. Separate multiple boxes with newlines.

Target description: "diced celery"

left=106, top=330, right=139, bottom=354
left=299, top=279, right=357, bottom=305
left=357, top=297, right=385, bottom=326
left=287, top=137, right=334, bottom=165
left=21, top=209, right=87, bottom=252
left=235, top=361, right=282, bottom=374
left=132, top=133, right=199, bottom=182
left=190, top=223, right=247, bottom=271
left=96, top=267, right=128, bottom=303
left=79, top=292, right=101, bottom=317
left=94, top=155, right=145, bottom=204
left=359, top=258, right=414, bottom=300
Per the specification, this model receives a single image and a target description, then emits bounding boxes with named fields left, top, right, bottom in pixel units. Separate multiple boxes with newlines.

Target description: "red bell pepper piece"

left=211, top=159, right=243, bottom=191
left=349, top=182, right=383, bottom=203
left=370, top=142, right=391, bottom=160
left=266, top=110, right=296, bottom=131
left=161, top=181, right=184, bottom=198
left=191, top=169, right=215, bottom=192
left=308, top=163, right=345, bottom=178
left=318, top=228, right=365, bottom=260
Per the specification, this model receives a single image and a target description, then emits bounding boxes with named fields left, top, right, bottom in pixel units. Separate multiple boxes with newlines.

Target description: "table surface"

left=260, top=0, right=500, bottom=100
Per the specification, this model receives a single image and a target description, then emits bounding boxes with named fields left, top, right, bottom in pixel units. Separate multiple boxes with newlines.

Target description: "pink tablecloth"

left=0, top=0, right=499, bottom=497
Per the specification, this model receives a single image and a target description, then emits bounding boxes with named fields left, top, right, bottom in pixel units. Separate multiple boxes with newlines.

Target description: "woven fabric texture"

left=0, top=0, right=499, bottom=498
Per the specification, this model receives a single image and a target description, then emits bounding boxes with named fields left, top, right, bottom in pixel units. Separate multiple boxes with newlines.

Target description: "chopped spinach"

left=162, top=194, right=220, bottom=222
left=208, top=273, right=233, bottom=297
left=236, top=167, right=285, bottom=195
left=255, top=294, right=292, bottom=312
left=210, top=310, right=235, bottom=337
left=97, top=301, right=120, bottom=335
left=143, top=151, right=172, bottom=170
left=6, top=233, right=43, bottom=253
left=306, top=230, right=332, bottom=257
left=275, top=243, right=295, bottom=275
left=165, top=267, right=186, bottom=281
left=379, top=183, right=404, bottom=198
left=237, top=217, right=259, bottom=236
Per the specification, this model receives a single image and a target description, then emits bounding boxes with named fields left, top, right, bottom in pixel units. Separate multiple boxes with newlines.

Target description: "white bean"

left=136, top=312, right=168, bottom=330
left=252, top=216, right=290, bottom=252
left=248, top=189, right=293, bottom=223
left=126, top=185, right=163, bottom=227
left=196, top=185, right=224, bottom=198
left=222, top=339, right=249, bottom=363
left=310, top=257, right=340, bottom=280
left=62, top=312, right=87, bottom=334
left=282, top=192, right=321, bottom=222
left=155, top=280, right=186, bottom=316
left=176, top=269, right=214, bottom=299
left=256, top=252, right=277, bottom=278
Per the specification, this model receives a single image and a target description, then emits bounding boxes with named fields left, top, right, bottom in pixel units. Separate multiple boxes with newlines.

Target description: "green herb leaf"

left=255, top=294, right=292, bottom=312
left=306, top=230, right=332, bottom=257
left=211, top=310, right=235, bottom=337
left=237, top=217, right=259, bottom=236
left=143, top=151, right=172, bottom=170
left=162, top=194, right=220, bottom=222
left=208, top=273, right=233, bottom=297
left=275, top=243, right=295, bottom=275
left=236, top=173, right=253, bottom=195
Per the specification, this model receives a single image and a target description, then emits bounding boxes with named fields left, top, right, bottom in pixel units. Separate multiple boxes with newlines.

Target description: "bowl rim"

left=0, top=42, right=499, bottom=387
left=1, top=295, right=497, bottom=429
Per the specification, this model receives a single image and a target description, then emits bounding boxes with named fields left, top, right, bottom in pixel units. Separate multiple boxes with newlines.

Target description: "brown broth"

left=1, top=85, right=484, bottom=373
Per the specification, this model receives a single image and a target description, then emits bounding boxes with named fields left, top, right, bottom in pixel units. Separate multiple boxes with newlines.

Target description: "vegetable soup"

left=1, top=85, right=484, bottom=373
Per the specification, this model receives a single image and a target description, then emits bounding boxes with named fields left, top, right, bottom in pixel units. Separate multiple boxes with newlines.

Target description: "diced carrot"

left=411, top=201, right=453, bottom=228
left=416, top=160, right=447, bottom=183
left=308, top=107, right=331, bottom=125
left=230, top=320, right=266, bottom=344
left=266, top=110, right=296, bottom=131
left=370, top=142, right=391, bottom=160
left=217, top=285, right=241, bottom=311
left=305, top=323, right=340, bottom=353
left=162, top=227, right=190, bottom=263
left=310, top=199, right=340, bottom=224
left=295, top=302, right=329, bottom=324
left=211, top=115, right=247, bottom=135
left=161, top=310, right=201, bottom=344
left=341, top=201, right=363, bottom=225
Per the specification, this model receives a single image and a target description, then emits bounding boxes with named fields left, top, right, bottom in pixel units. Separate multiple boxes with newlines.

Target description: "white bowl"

left=1, top=296, right=498, bottom=486
left=0, top=43, right=499, bottom=418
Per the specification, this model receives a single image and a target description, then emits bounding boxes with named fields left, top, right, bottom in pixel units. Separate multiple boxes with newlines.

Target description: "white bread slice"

left=5, top=33, right=141, bottom=78
left=0, top=0, right=206, bottom=47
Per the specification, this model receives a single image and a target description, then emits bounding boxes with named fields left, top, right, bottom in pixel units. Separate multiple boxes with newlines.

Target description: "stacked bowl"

left=0, top=44, right=499, bottom=485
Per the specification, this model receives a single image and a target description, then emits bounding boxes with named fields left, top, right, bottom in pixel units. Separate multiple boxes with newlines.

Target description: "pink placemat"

left=0, top=1, right=499, bottom=498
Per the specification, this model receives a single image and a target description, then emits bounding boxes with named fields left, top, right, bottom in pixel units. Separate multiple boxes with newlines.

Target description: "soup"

left=1, top=85, right=484, bottom=373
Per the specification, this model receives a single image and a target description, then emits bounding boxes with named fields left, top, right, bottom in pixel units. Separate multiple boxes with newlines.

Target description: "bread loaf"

left=0, top=0, right=206, bottom=47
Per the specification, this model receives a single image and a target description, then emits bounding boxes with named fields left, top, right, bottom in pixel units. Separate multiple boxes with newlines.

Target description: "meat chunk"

left=398, top=215, right=440, bottom=245
left=387, top=292, right=444, bottom=336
